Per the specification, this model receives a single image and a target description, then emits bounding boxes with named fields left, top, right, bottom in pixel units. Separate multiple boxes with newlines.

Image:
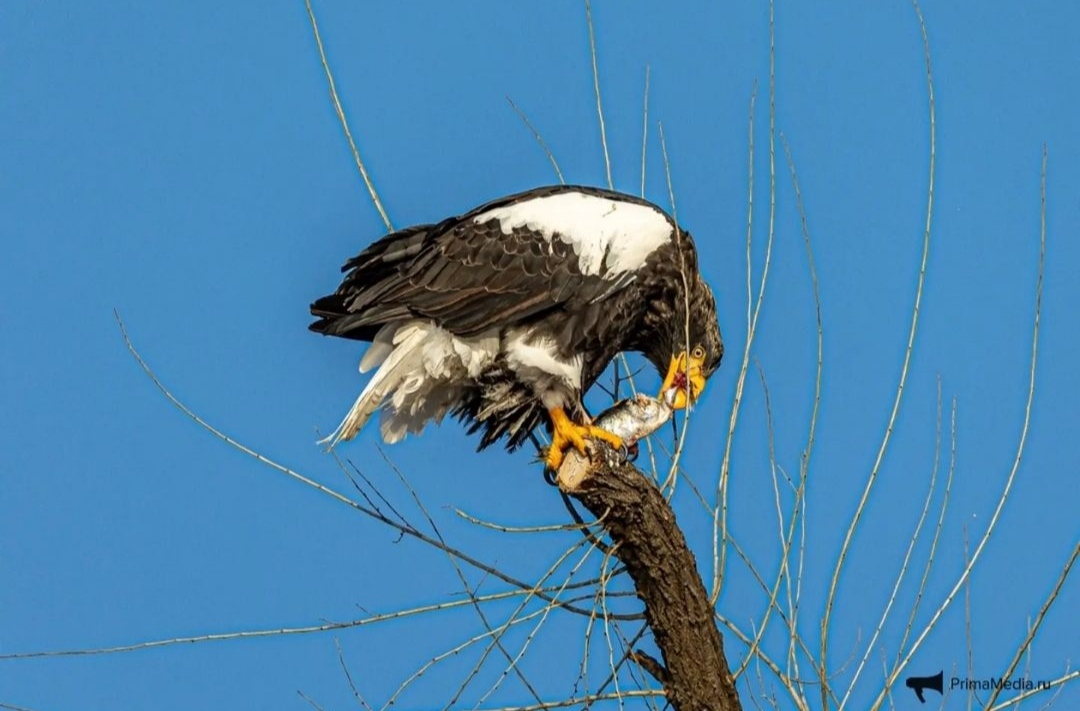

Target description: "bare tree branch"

left=558, top=447, right=742, bottom=711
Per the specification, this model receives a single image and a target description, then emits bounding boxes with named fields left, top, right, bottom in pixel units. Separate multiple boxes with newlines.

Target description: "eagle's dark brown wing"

left=310, top=185, right=665, bottom=344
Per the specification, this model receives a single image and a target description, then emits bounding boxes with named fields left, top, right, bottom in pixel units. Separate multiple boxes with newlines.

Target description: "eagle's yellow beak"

left=659, top=351, right=707, bottom=410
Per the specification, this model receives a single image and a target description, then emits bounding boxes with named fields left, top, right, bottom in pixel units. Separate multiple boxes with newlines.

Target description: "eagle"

left=310, top=185, right=723, bottom=470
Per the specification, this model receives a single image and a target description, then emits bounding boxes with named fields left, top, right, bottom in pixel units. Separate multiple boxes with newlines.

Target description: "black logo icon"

left=905, top=671, right=944, bottom=703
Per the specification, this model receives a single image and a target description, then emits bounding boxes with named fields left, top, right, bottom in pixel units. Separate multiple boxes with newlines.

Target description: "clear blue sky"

left=2, top=2, right=1077, bottom=709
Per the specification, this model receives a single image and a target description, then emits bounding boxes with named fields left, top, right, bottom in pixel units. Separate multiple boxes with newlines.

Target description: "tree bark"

left=557, top=447, right=742, bottom=711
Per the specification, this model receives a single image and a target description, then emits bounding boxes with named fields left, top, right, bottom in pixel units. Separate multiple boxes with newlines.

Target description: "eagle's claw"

left=545, top=407, right=625, bottom=472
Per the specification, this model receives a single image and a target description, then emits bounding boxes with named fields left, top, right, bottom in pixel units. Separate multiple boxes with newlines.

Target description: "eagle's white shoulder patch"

left=474, top=191, right=673, bottom=277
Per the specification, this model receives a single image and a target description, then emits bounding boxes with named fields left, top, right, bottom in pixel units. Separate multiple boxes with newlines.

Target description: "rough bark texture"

left=558, top=447, right=742, bottom=711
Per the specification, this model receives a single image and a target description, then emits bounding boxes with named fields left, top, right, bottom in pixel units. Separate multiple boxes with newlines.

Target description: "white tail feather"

left=358, top=323, right=399, bottom=373
left=319, top=324, right=429, bottom=448
left=320, top=320, right=501, bottom=449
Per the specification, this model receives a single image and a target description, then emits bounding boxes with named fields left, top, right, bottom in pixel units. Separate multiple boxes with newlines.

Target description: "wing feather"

left=310, top=185, right=674, bottom=341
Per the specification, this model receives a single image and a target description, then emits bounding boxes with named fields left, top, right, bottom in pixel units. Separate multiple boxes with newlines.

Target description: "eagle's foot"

left=545, top=407, right=625, bottom=471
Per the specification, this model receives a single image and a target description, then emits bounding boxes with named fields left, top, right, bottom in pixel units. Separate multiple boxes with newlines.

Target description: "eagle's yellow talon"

left=545, top=407, right=625, bottom=471
left=544, top=447, right=565, bottom=471
left=583, top=424, right=624, bottom=450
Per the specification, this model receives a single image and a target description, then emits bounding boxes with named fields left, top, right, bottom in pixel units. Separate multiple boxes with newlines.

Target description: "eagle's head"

left=655, top=274, right=723, bottom=410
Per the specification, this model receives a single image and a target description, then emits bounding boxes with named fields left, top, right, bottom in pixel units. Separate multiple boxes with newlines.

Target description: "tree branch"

left=558, top=446, right=742, bottom=711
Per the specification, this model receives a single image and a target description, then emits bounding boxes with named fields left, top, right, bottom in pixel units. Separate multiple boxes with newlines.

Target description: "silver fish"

left=593, top=391, right=674, bottom=453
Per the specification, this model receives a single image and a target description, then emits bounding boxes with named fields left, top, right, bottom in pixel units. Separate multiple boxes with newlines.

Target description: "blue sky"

left=2, top=2, right=1077, bottom=709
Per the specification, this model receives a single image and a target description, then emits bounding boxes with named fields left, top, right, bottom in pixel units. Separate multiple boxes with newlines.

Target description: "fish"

left=547, top=391, right=677, bottom=482
left=591, top=391, right=675, bottom=458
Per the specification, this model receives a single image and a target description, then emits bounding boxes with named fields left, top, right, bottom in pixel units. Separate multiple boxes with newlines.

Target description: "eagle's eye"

left=691, top=345, right=706, bottom=360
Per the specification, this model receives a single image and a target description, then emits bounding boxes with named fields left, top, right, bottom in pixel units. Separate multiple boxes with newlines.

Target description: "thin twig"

left=869, top=90, right=1045, bottom=711
left=656, top=120, right=695, bottom=502
left=475, top=690, right=663, bottom=711
left=597, top=547, right=626, bottom=709
left=640, top=64, right=651, bottom=198
left=298, top=690, right=328, bottom=711
left=824, top=0, right=936, bottom=697
left=713, top=55, right=776, bottom=604
left=715, top=611, right=811, bottom=711
left=733, top=362, right=803, bottom=688
left=593, top=624, right=651, bottom=699
left=712, top=71, right=757, bottom=611
left=453, top=507, right=599, bottom=534
left=840, top=377, right=946, bottom=707
left=303, top=0, right=392, bottom=230
left=584, top=0, right=613, bottom=189
left=0, top=587, right=565, bottom=661
left=779, top=133, right=823, bottom=693
left=892, top=391, right=955, bottom=669
left=506, top=96, right=565, bottom=184
left=986, top=541, right=1079, bottom=709
left=334, top=638, right=374, bottom=711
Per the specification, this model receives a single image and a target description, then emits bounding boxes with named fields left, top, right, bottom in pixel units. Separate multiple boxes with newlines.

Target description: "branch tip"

left=632, top=650, right=670, bottom=684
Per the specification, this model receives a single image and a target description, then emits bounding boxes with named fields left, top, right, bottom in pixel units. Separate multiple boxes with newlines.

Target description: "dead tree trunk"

left=558, top=448, right=742, bottom=711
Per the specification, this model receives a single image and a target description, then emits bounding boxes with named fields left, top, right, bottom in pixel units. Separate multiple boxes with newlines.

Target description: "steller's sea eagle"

left=310, top=185, right=723, bottom=470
